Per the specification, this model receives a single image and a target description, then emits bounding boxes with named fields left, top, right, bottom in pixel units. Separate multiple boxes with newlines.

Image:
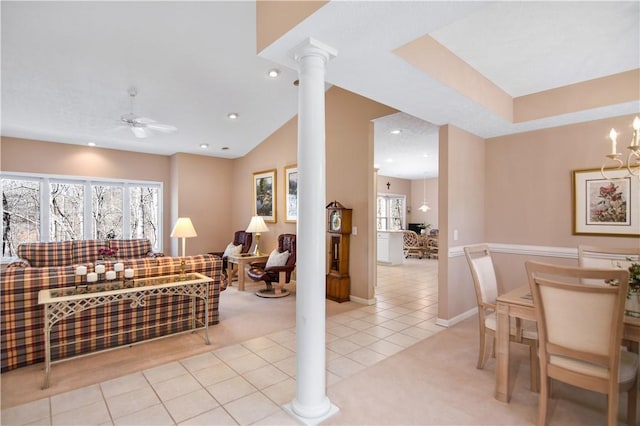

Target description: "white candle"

left=124, top=268, right=134, bottom=279
left=113, top=262, right=124, bottom=272
left=633, top=116, right=640, bottom=147
left=609, top=128, right=618, bottom=155
left=76, top=266, right=87, bottom=276
left=87, top=272, right=98, bottom=283
left=105, top=270, right=116, bottom=280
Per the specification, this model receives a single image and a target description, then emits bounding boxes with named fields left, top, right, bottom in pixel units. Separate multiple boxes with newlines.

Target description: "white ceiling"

left=2, top=1, right=639, bottom=180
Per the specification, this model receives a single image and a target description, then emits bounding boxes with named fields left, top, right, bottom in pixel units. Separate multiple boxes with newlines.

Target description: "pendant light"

left=418, top=175, right=430, bottom=212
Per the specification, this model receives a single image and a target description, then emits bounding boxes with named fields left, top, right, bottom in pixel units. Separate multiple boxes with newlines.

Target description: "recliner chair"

left=247, top=233, right=296, bottom=298
left=210, top=230, right=253, bottom=278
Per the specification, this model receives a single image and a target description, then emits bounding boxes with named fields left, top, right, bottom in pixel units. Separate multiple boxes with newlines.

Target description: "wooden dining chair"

left=578, top=245, right=640, bottom=269
left=464, top=245, right=539, bottom=391
left=525, top=261, right=638, bottom=426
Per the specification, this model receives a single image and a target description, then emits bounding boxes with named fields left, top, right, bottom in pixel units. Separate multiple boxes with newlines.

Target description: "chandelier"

left=418, top=175, right=430, bottom=212
left=601, top=116, right=640, bottom=180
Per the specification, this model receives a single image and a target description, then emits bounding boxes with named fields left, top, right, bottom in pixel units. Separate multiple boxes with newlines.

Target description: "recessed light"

left=227, top=113, right=238, bottom=120
left=267, top=69, right=280, bottom=78
left=88, top=142, right=96, bottom=147
left=390, top=129, right=402, bottom=135
left=200, top=143, right=209, bottom=149
left=386, top=158, right=393, bottom=163
left=221, top=146, right=229, bottom=151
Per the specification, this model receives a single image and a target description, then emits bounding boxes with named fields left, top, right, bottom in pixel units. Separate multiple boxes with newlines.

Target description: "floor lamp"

left=246, top=216, right=269, bottom=256
left=171, top=217, right=197, bottom=257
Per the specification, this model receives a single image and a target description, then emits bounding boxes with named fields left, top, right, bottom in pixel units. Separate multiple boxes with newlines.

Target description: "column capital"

left=292, top=37, right=338, bottom=65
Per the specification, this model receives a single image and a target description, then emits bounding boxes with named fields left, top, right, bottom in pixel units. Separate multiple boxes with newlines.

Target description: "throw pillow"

left=222, top=243, right=242, bottom=258
left=266, top=249, right=290, bottom=268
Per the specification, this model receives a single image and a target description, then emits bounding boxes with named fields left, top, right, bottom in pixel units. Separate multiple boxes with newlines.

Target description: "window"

left=50, top=182, right=84, bottom=241
left=1, top=173, right=163, bottom=257
left=377, top=194, right=406, bottom=231
left=1, top=178, right=40, bottom=256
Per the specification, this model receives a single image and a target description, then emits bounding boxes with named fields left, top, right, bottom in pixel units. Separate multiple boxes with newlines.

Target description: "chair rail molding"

left=449, top=243, right=577, bottom=259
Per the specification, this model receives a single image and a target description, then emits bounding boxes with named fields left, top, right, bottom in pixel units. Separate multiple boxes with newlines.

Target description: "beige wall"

left=256, top=0, right=328, bottom=54
left=0, top=137, right=235, bottom=256
left=231, top=86, right=396, bottom=301
left=483, top=114, right=640, bottom=294
left=439, top=125, right=486, bottom=320
left=169, top=153, right=235, bottom=256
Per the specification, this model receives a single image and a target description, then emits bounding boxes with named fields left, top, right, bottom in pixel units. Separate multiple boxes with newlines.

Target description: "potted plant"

left=626, top=258, right=640, bottom=318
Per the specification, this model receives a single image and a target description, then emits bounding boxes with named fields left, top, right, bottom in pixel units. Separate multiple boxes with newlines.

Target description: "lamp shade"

left=246, top=216, right=269, bottom=233
left=171, top=217, right=197, bottom=238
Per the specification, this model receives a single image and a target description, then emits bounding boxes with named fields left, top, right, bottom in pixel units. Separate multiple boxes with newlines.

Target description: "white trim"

left=435, top=307, right=478, bottom=328
left=349, top=295, right=376, bottom=305
left=448, top=243, right=578, bottom=259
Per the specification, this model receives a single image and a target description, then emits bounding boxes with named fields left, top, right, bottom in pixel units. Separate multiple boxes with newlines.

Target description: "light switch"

left=453, top=229, right=459, bottom=241
left=352, top=226, right=357, bottom=236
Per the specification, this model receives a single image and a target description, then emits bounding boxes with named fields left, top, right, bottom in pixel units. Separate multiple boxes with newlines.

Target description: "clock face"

left=330, top=211, right=342, bottom=231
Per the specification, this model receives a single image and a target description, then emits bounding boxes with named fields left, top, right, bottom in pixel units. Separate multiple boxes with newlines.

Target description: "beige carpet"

left=0, top=280, right=359, bottom=409
left=324, top=317, right=636, bottom=426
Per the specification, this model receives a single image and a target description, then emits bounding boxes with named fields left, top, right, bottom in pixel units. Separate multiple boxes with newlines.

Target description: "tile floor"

left=1, top=259, right=441, bottom=426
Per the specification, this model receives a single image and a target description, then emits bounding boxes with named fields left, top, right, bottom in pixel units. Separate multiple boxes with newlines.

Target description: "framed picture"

left=573, top=168, right=639, bottom=236
left=285, top=165, right=298, bottom=223
left=253, top=169, right=276, bottom=223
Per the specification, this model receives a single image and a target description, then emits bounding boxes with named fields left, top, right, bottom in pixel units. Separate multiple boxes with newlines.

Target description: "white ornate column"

left=284, top=38, right=338, bottom=424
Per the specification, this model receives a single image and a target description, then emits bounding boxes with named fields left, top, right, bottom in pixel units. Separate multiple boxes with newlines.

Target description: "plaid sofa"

left=1, top=240, right=224, bottom=372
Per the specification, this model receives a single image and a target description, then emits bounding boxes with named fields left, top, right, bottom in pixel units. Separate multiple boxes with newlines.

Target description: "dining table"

left=495, top=284, right=640, bottom=402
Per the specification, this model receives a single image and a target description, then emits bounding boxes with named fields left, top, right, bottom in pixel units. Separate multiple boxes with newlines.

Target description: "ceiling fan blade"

left=145, top=122, right=177, bottom=133
left=135, top=116, right=156, bottom=125
left=131, top=126, right=148, bottom=138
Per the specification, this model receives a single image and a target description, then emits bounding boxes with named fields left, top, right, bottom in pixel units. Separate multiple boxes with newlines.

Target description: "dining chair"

left=464, top=244, right=539, bottom=391
left=525, top=260, right=638, bottom=426
left=578, top=245, right=640, bottom=268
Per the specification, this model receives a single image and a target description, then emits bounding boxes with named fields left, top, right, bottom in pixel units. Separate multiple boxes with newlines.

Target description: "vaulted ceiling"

left=2, top=1, right=638, bottom=179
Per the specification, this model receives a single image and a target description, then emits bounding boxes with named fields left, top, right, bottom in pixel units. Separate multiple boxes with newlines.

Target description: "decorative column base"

left=282, top=401, right=339, bottom=425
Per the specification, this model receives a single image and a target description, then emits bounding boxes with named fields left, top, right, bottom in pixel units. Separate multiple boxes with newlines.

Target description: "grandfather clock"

left=326, top=201, right=352, bottom=303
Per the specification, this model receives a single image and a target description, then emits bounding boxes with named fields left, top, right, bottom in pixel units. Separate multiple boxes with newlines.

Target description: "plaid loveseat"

left=1, top=239, right=224, bottom=372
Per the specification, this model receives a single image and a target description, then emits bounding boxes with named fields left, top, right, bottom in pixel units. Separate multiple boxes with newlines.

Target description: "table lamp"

left=171, top=217, right=197, bottom=257
left=245, top=216, right=269, bottom=255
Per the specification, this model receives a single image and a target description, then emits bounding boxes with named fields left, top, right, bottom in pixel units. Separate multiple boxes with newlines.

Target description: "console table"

left=38, top=272, right=212, bottom=389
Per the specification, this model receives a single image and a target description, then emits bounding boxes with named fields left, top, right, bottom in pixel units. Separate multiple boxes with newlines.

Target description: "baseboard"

left=349, top=295, right=376, bottom=305
left=435, top=307, right=477, bottom=328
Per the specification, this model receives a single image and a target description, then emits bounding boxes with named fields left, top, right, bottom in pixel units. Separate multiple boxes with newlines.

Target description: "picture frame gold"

left=284, top=165, right=298, bottom=223
left=573, top=168, right=639, bottom=236
left=253, top=169, right=276, bottom=223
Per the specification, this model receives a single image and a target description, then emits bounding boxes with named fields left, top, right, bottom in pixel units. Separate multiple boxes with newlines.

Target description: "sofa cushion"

left=73, top=240, right=110, bottom=264
left=16, top=241, right=73, bottom=267
left=108, top=239, right=153, bottom=259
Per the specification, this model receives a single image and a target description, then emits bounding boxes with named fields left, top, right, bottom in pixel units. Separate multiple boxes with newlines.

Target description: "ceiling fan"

left=120, top=88, right=177, bottom=139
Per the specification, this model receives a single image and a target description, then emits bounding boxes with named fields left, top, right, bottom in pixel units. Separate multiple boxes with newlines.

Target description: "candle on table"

left=124, top=269, right=134, bottom=279
left=105, top=270, right=116, bottom=280
left=87, top=272, right=98, bottom=283
left=113, top=262, right=124, bottom=272
left=76, top=266, right=87, bottom=276
left=95, top=264, right=106, bottom=274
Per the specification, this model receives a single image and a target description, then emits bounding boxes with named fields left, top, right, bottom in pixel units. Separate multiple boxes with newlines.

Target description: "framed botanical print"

left=285, top=165, right=298, bottom=223
left=253, top=169, right=276, bottom=223
left=573, top=168, right=639, bottom=236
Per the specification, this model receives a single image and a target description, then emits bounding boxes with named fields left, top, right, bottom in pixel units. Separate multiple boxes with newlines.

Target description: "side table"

left=227, top=253, right=269, bottom=291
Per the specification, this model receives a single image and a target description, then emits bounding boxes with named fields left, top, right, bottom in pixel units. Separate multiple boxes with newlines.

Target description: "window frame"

left=1, top=172, right=164, bottom=255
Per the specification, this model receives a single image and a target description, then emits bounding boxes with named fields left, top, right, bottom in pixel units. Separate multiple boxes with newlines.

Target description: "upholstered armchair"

left=247, top=233, right=296, bottom=298
left=210, top=230, right=253, bottom=276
